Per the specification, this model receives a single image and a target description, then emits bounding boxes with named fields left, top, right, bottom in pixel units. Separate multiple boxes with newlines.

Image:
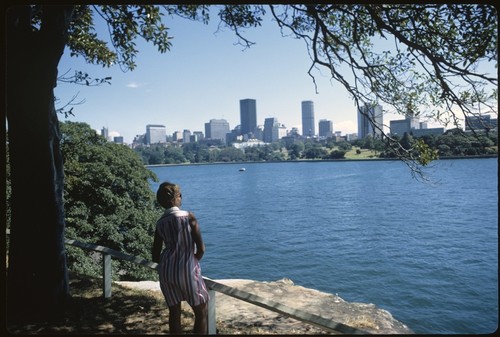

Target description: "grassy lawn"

left=344, top=147, right=381, bottom=160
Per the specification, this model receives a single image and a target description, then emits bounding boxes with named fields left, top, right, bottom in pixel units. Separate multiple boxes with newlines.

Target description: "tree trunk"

left=6, top=5, right=74, bottom=323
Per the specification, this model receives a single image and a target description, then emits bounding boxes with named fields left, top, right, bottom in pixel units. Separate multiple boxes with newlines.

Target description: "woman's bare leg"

left=192, top=302, right=208, bottom=334
left=168, top=303, right=182, bottom=334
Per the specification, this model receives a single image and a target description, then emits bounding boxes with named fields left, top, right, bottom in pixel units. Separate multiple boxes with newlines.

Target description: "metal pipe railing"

left=64, top=238, right=369, bottom=334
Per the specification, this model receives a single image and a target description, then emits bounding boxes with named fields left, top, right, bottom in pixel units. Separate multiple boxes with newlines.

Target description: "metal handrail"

left=6, top=229, right=368, bottom=334
left=64, top=238, right=368, bottom=334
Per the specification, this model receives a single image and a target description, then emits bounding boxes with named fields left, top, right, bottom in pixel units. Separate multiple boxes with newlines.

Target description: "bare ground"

left=5, top=273, right=323, bottom=335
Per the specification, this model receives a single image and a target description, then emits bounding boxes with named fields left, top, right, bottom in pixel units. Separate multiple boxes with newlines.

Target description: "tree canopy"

left=60, top=121, right=160, bottom=281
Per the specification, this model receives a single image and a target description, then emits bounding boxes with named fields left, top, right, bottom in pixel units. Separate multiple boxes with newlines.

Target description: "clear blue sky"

left=55, top=9, right=370, bottom=144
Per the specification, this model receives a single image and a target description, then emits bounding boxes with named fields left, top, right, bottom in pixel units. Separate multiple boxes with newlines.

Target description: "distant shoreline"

left=146, top=154, right=497, bottom=168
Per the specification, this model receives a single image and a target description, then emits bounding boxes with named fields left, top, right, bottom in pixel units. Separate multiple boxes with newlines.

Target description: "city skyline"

left=101, top=100, right=497, bottom=145
left=107, top=97, right=359, bottom=144
left=53, top=9, right=381, bottom=144
left=52, top=7, right=482, bottom=144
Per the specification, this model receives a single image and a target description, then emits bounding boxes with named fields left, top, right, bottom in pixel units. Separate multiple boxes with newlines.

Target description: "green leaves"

left=66, top=5, right=173, bottom=71
left=219, top=5, right=265, bottom=28
left=67, top=6, right=117, bottom=67
left=413, top=139, right=439, bottom=166
left=61, top=121, right=160, bottom=281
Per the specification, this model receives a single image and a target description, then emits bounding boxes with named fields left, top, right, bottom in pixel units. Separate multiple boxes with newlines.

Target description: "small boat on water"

left=239, top=167, right=246, bottom=172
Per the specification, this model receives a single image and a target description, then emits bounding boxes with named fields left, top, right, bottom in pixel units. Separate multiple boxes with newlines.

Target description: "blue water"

left=148, top=158, right=498, bottom=334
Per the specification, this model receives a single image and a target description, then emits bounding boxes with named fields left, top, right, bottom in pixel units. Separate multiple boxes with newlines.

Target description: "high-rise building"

left=240, top=99, right=257, bottom=136
left=183, top=129, right=191, bottom=143
left=263, top=117, right=278, bottom=143
left=205, top=119, right=230, bottom=144
left=146, top=124, right=166, bottom=144
left=389, top=115, right=420, bottom=136
left=101, top=127, right=109, bottom=141
left=301, top=100, right=315, bottom=137
left=263, top=117, right=287, bottom=143
left=318, top=119, right=333, bottom=138
left=357, top=104, right=383, bottom=139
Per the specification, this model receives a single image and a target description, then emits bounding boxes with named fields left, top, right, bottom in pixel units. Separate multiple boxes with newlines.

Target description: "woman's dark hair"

left=156, top=182, right=180, bottom=208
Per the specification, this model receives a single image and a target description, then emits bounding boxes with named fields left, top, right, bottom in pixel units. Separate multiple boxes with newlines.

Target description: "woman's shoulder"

left=172, top=209, right=189, bottom=217
left=157, top=207, right=189, bottom=222
left=167, top=207, right=189, bottom=217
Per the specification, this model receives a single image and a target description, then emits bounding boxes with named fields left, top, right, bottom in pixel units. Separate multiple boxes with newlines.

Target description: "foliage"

left=329, top=150, right=347, bottom=159
left=380, top=129, right=497, bottom=161
left=217, top=146, right=246, bottom=162
left=268, top=4, right=497, bottom=172
left=60, top=121, right=160, bottom=281
left=304, top=145, right=329, bottom=159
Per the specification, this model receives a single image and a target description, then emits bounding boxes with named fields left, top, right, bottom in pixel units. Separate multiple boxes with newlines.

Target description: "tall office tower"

left=240, top=98, right=257, bottom=136
left=318, top=119, right=333, bottom=138
left=301, top=100, right=315, bottom=137
left=101, top=127, right=109, bottom=140
left=263, top=117, right=279, bottom=143
left=182, top=129, right=191, bottom=143
left=146, top=124, right=167, bottom=144
left=205, top=119, right=230, bottom=144
left=357, top=104, right=383, bottom=139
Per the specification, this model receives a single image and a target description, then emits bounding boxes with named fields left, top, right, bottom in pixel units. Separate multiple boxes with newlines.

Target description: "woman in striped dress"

left=152, top=182, right=209, bottom=334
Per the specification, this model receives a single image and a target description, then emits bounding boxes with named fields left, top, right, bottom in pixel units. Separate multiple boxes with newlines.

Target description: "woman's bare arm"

left=189, top=212, right=205, bottom=261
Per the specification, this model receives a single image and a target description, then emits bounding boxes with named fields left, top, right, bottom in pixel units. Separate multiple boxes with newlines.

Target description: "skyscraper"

left=301, top=100, right=315, bottom=137
left=263, top=117, right=279, bottom=143
left=318, top=119, right=333, bottom=138
left=183, top=129, right=191, bottom=143
left=205, top=119, right=230, bottom=144
left=146, top=124, right=166, bottom=144
left=240, top=99, right=257, bottom=136
left=101, top=127, right=109, bottom=140
left=357, top=104, right=383, bottom=139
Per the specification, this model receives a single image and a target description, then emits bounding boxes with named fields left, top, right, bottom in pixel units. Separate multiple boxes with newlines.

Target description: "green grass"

left=343, top=147, right=381, bottom=159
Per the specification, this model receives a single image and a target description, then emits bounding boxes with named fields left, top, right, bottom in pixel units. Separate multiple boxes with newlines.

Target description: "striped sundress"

left=156, top=206, right=209, bottom=307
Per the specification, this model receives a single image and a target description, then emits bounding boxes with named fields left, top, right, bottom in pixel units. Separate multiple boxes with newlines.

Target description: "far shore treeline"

left=133, top=127, right=497, bottom=165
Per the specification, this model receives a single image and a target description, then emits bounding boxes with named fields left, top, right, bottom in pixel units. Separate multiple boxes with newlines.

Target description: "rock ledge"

left=117, top=278, right=413, bottom=334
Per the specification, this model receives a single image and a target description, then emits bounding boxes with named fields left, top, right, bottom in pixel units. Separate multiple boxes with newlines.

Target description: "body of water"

left=148, top=158, right=498, bottom=334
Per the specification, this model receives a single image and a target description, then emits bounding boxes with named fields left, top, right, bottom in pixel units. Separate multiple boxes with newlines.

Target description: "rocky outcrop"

left=213, top=278, right=413, bottom=334
left=117, top=278, right=413, bottom=334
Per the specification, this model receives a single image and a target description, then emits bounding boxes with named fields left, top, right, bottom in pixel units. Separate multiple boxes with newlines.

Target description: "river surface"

left=148, top=158, right=498, bottom=334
